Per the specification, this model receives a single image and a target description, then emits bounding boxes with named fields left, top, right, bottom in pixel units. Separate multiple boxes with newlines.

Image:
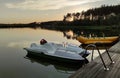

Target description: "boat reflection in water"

left=25, top=53, right=89, bottom=74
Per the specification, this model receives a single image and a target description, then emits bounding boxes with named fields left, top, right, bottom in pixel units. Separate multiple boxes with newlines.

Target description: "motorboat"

left=24, top=41, right=90, bottom=63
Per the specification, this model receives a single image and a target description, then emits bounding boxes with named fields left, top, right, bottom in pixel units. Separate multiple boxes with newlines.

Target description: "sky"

left=0, top=0, right=120, bottom=24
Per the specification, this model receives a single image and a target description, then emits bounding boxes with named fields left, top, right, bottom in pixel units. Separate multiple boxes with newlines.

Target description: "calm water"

left=0, top=28, right=86, bottom=78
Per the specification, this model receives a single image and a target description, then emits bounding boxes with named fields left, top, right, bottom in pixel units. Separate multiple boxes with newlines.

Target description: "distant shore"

left=0, top=23, right=39, bottom=29
left=0, top=22, right=119, bottom=30
left=0, top=22, right=119, bottom=37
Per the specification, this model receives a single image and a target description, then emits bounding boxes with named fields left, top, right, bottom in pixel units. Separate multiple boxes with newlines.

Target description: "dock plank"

left=70, top=41, right=120, bottom=78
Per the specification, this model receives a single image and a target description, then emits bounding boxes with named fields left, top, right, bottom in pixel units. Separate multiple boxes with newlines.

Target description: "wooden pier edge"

left=69, top=41, right=120, bottom=78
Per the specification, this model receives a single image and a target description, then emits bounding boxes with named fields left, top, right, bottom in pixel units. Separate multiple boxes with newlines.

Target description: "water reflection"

left=63, top=29, right=120, bottom=40
left=25, top=53, right=89, bottom=74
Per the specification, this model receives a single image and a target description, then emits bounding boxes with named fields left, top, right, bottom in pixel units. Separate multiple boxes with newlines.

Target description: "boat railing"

left=84, top=43, right=115, bottom=71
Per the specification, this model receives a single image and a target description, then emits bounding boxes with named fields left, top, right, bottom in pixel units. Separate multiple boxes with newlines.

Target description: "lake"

left=0, top=28, right=110, bottom=78
left=0, top=28, right=87, bottom=78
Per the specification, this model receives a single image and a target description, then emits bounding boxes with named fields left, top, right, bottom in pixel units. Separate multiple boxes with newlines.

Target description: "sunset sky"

left=0, top=0, right=119, bottom=23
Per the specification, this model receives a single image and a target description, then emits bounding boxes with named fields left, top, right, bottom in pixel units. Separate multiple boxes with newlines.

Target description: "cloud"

left=5, top=0, right=102, bottom=10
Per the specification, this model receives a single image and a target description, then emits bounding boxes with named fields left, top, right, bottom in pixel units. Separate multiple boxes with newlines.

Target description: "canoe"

left=77, top=36, right=119, bottom=44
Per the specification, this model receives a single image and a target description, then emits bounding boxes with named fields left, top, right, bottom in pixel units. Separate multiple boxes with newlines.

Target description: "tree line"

left=63, top=4, right=120, bottom=26
left=0, top=22, right=39, bottom=28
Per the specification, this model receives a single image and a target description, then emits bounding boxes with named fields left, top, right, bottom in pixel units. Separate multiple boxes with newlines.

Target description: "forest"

left=63, top=4, right=120, bottom=26
left=40, top=4, right=120, bottom=27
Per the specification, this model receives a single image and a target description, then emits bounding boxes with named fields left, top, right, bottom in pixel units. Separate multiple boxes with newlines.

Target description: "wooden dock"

left=70, top=41, right=120, bottom=78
